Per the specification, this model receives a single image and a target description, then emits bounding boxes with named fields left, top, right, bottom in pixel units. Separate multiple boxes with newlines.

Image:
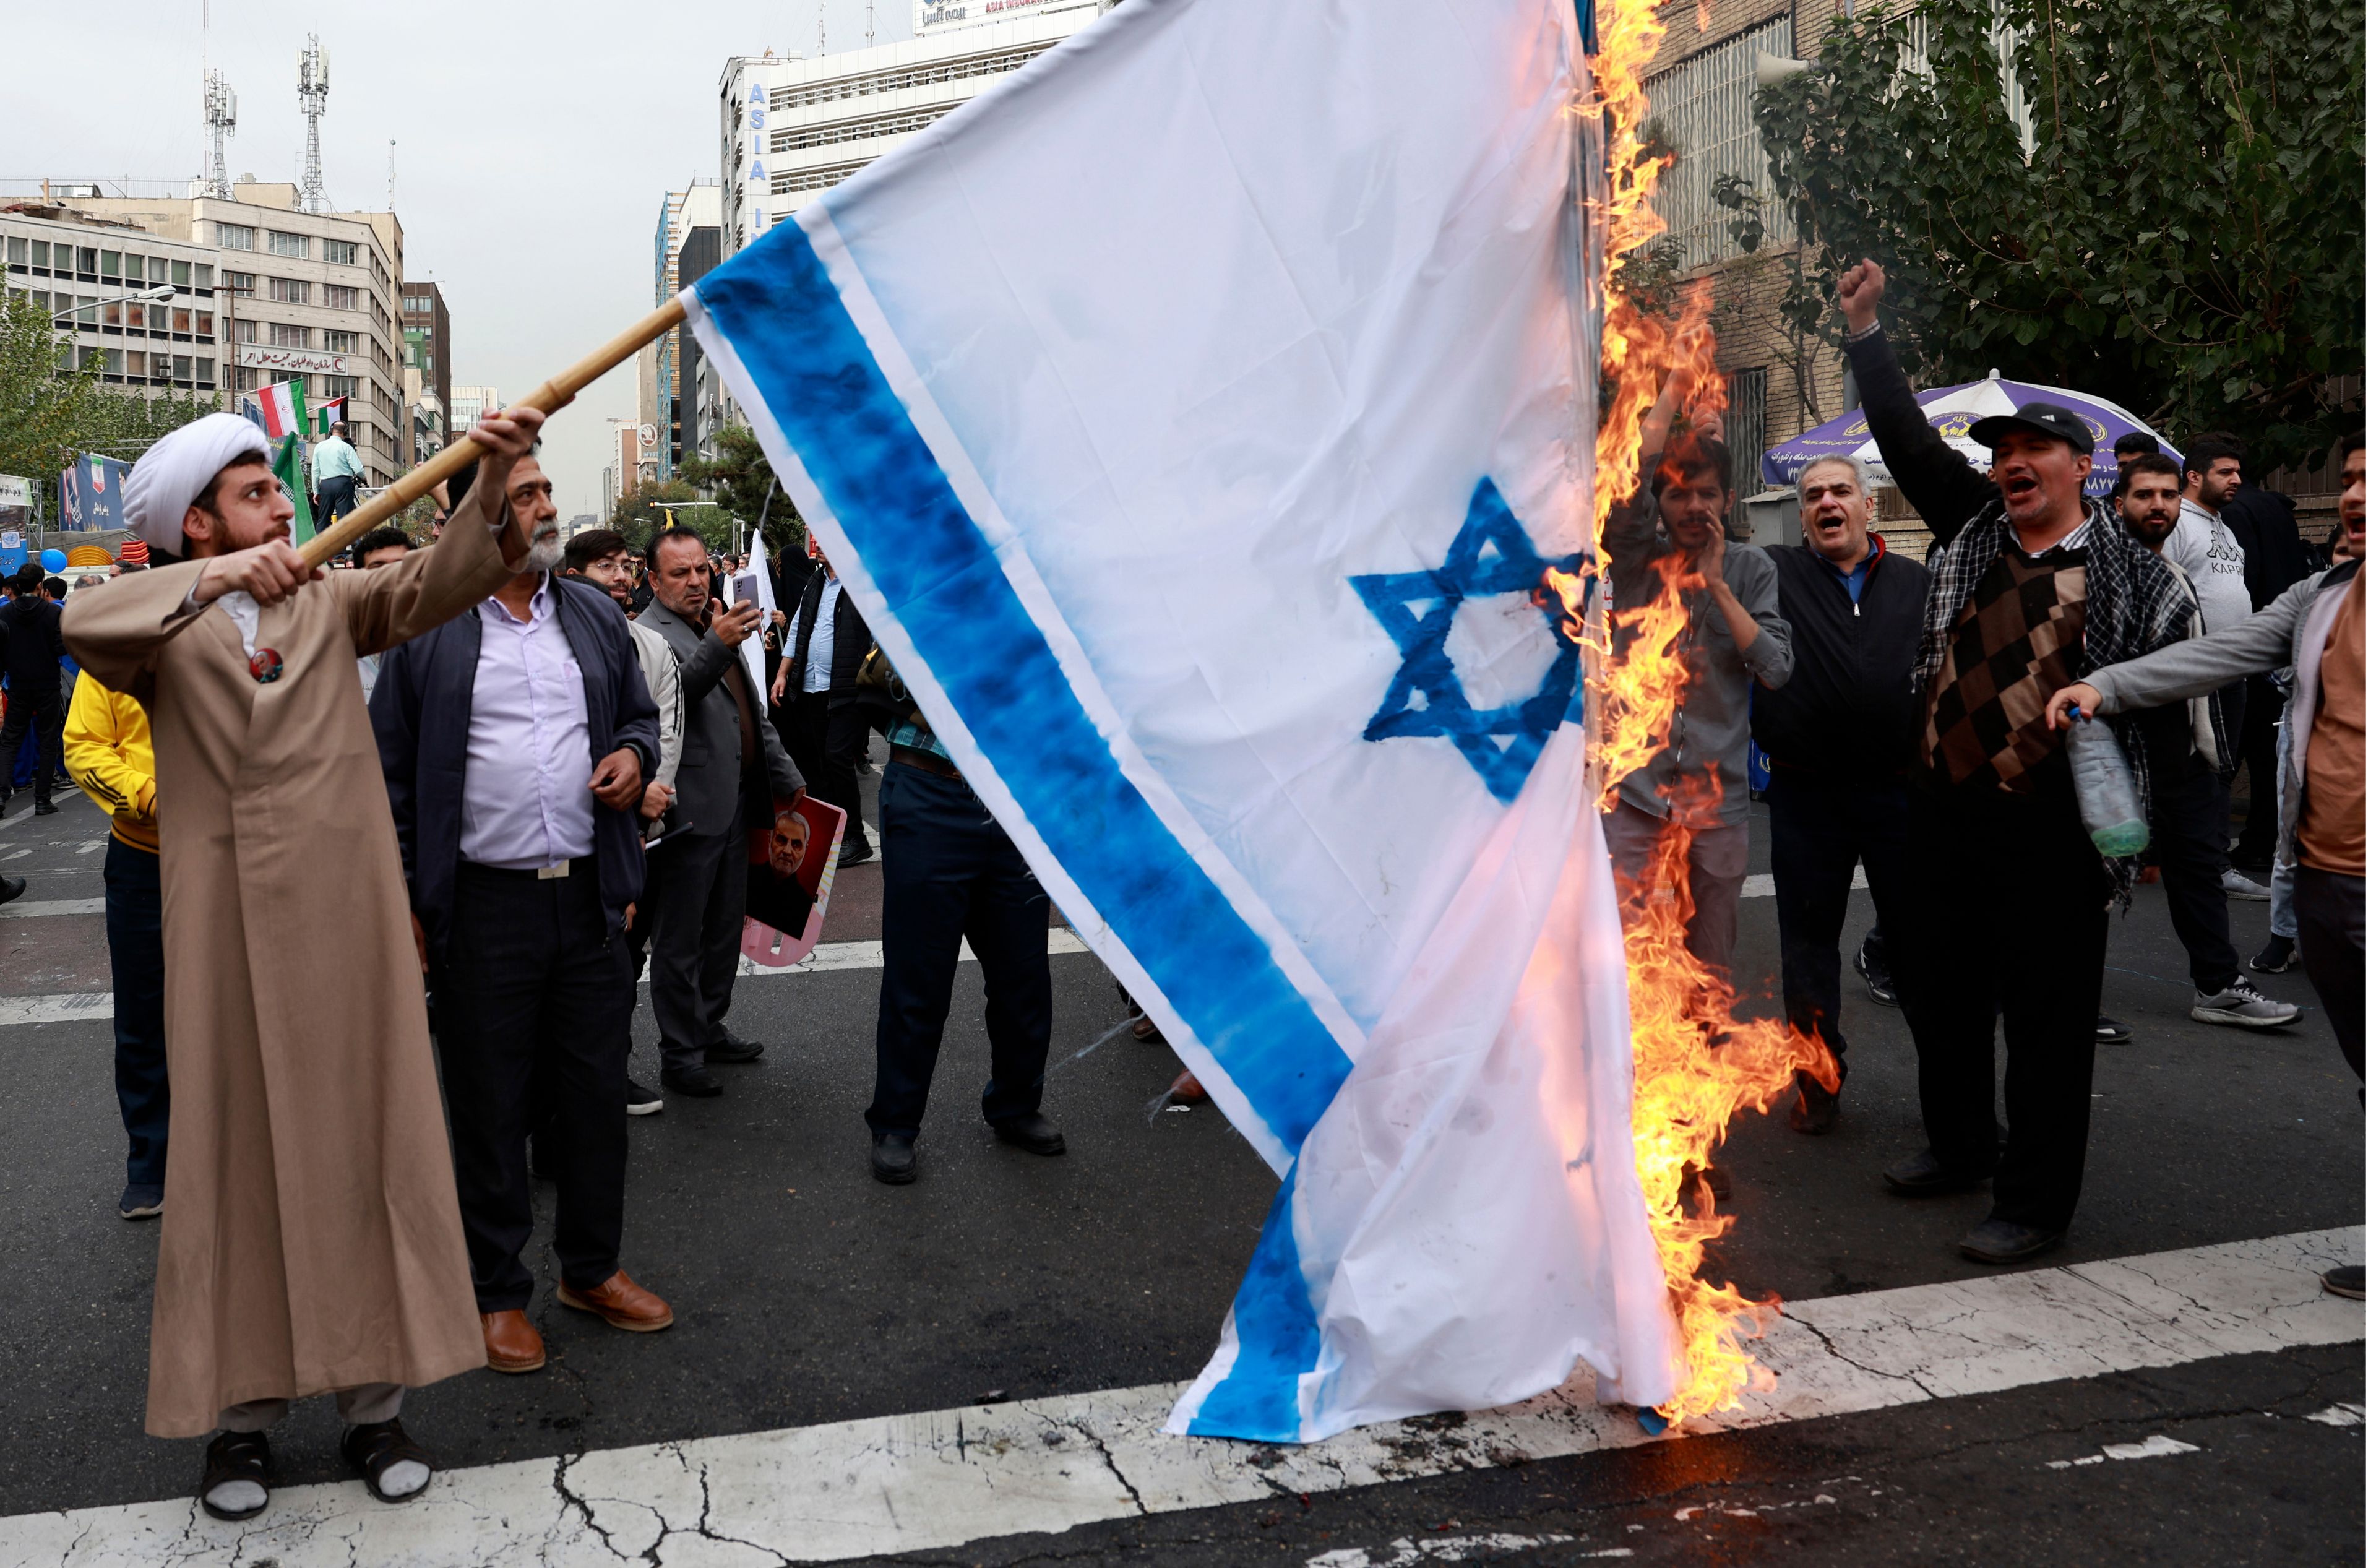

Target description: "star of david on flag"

left=687, top=0, right=1676, bottom=1444
left=1353, top=478, right=1585, bottom=804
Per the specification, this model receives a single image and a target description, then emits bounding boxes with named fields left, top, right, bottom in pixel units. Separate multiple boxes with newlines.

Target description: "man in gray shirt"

left=1602, top=382, right=1794, bottom=984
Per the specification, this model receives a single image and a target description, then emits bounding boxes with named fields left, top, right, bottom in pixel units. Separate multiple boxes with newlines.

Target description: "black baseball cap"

left=1968, top=402, right=2094, bottom=456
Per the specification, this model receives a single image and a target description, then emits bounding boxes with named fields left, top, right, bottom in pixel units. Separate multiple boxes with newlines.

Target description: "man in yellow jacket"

left=64, top=670, right=166, bottom=1220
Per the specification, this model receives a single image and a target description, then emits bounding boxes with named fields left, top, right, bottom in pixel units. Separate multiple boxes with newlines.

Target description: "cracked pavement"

left=0, top=790, right=2360, bottom=1564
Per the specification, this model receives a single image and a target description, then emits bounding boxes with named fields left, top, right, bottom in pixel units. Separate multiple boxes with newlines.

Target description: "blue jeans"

left=865, top=762, right=1052, bottom=1138
left=105, top=837, right=169, bottom=1186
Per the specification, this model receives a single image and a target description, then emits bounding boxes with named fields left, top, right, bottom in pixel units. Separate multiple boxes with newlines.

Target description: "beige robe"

left=64, top=499, right=517, bottom=1437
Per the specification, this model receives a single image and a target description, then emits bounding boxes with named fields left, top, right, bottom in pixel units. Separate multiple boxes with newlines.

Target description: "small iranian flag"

left=312, top=397, right=346, bottom=436
left=270, top=434, right=316, bottom=546
left=254, top=379, right=311, bottom=441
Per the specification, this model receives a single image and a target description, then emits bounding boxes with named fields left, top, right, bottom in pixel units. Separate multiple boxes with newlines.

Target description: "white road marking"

left=1305, top=1536, right=1621, bottom=1567
left=2047, top=1433, right=2202, bottom=1468
left=2304, top=1403, right=2363, bottom=1427
left=1, top=1226, right=2356, bottom=1568
left=2, top=848, right=28, bottom=861
left=1740, top=866, right=1867, bottom=901
left=0, top=898, right=105, bottom=918
left=0, top=929, right=1098, bottom=1028
left=75, top=840, right=105, bottom=855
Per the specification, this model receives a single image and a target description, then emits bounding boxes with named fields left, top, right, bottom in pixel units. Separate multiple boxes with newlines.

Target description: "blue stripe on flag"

left=1187, top=1168, right=1319, bottom=1440
left=697, top=228, right=1355, bottom=1432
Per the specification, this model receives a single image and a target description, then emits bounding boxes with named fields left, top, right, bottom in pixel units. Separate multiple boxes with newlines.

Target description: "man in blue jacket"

left=371, top=448, right=673, bottom=1378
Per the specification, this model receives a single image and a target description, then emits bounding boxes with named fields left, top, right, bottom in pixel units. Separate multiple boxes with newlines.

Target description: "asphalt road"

left=0, top=757, right=2360, bottom=1561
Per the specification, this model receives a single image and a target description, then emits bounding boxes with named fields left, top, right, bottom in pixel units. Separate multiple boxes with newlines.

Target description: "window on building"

left=325, top=329, right=359, bottom=353
left=4, top=238, right=24, bottom=266
left=323, top=374, right=358, bottom=400
left=126, top=350, right=146, bottom=379
left=217, top=223, right=256, bottom=251
left=122, top=254, right=143, bottom=283
left=101, top=301, right=123, bottom=329
left=225, top=271, right=256, bottom=296
left=235, top=317, right=259, bottom=343
left=172, top=308, right=193, bottom=334
left=267, top=230, right=309, bottom=259
left=194, top=264, right=213, bottom=289
left=1722, top=366, right=1769, bottom=535
left=27, top=241, right=48, bottom=269
left=171, top=259, right=192, bottom=287
left=325, top=284, right=359, bottom=311
left=322, top=238, right=359, bottom=266
left=173, top=355, right=192, bottom=383
left=194, top=311, right=213, bottom=338
left=234, top=366, right=261, bottom=392
left=1643, top=16, right=1792, bottom=272
left=78, top=346, right=102, bottom=371
left=100, top=251, right=120, bottom=279
left=270, top=322, right=310, bottom=349
left=76, top=247, right=98, bottom=275
left=269, top=277, right=311, bottom=306
left=75, top=295, right=97, bottom=326
left=196, top=357, right=215, bottom=387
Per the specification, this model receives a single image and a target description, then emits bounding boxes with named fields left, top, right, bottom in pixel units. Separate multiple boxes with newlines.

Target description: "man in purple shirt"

left=371, top=449, right=672, bottom=1378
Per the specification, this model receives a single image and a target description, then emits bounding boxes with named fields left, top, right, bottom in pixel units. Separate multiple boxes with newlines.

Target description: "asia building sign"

left=235, top=345, right=356, bottom=375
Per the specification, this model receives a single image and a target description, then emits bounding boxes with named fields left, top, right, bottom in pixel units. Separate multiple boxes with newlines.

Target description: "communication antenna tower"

left=866, top=2, right=876, bottom=45
left=817, top=0, right=827, bottom=54
left=297, top=35, right=332, bottom=213
left=204, top=70, right=238, bottom=200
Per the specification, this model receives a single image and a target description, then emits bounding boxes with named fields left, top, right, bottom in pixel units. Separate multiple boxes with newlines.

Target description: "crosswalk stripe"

left=1, top=1226, right=2356, bottom=1566
left=0, top=898, right=106, bottom=918
left=0, top=928, right=1095, bottom=1028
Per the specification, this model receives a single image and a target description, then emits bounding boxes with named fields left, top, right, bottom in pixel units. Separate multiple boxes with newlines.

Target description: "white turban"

left=122, top=413, right=272, bottom=556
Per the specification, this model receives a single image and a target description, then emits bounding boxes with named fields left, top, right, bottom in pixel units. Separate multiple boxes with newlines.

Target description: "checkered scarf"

left=1916, top=495, right=2196, bottom=903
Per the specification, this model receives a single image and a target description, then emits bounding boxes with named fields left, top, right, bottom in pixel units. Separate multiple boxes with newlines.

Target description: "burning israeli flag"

left=687, top=0, right=1675, bottom=1442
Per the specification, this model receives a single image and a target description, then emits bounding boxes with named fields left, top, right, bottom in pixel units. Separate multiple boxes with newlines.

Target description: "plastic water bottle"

left=2065, top=710, right=2150, bottom=856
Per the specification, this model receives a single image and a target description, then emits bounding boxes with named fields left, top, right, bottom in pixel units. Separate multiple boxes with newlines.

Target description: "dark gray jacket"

left=637, top=595, right=804, bottom=836
left=371, top=575, right=661, bottom=967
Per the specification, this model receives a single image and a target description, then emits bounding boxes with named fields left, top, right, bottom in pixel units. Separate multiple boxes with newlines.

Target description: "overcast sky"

left=9, top=1, right=918, bottom=517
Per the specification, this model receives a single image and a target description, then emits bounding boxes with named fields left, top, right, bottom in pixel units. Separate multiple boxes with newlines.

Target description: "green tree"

left=0, top=290, right=101, bottom=494
left=1752, top=0, right=2362, bottom=467
left=610, top=478, right=713, bottom=550
left=678, top=423, right=806, bottom=559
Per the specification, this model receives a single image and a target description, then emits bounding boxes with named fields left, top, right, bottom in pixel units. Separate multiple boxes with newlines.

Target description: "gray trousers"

left=1601, top=799, right=1750, bottom=983
left=643, top=825, right=746, bottom=1072
left=219, top=1382, right=401, bottom=1434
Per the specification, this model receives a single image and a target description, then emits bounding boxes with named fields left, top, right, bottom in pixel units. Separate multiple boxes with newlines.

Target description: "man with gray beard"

left=371, top=446, right=673, bottom=1379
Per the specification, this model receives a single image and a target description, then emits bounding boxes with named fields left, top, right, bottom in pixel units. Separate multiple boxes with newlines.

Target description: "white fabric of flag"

left=688, top=0, right=1676, bottom=1442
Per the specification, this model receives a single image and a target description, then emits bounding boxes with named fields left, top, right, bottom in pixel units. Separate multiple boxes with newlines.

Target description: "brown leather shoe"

left=480, top=1310, right=546, bottom=1374
left=555, top=1270, right=675, bottom=1333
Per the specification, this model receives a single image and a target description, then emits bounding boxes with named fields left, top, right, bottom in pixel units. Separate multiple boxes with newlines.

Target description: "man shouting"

left=63, top=407, right=545, bottom=1520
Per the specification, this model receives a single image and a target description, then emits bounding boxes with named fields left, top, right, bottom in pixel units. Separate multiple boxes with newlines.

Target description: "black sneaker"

left=2322, top=1264, right=2366, bottom=1300
left=33, top=800, right=58, bottom=816
left=2249, top=936, right=2300, bottom=973
left=119, top=1183, right=164, bottom=1220
left=626, top=1079, right=663, bottom=1116
left=661, top=1064, right=723, bottom=1098
left=838, top=838, right=876, bottom=868
left=2095, top=1014, right=2132, bottom=1044
left=871, top=1132, right=918, bottom=1184
left=991, top=1113, right=1067, bottom=1156
left=706, top=1033, right=765, bottom=1064
left=1853, top=945, right=1900, bottom=1008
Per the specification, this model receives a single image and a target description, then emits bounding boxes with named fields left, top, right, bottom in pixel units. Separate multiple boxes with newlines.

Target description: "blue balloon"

left=39, top=549, right=67, bottom=574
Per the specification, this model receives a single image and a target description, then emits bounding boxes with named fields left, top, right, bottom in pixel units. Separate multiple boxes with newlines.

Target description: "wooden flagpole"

left=298, top=296, right=689, bottom=569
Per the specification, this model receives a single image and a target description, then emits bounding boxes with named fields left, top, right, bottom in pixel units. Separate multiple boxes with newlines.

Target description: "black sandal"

left=200, top=1430, right=272, bottom=1522
left=340, top=1417, right=436, bottom=1504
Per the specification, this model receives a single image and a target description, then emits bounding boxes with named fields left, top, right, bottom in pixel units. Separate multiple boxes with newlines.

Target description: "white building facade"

left=2, top=207, right=227, bottom=405
left=716, top=4, right=1108, bottom=262
left=70, top=182, right=408, bottom=485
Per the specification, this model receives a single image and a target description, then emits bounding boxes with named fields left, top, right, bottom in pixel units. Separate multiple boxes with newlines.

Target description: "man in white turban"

left=64, top=405, right=546, bottom=1520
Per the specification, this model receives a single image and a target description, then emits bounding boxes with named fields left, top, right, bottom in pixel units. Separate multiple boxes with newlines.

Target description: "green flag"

left=273, top=434, right=316, bottom=545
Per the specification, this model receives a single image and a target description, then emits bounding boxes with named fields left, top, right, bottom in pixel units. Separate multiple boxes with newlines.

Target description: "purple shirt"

left=461, top=577, right=595, bottom=870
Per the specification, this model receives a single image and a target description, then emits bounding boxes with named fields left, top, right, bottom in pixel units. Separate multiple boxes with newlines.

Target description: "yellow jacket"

left=64, top=674, right=158, bottom=852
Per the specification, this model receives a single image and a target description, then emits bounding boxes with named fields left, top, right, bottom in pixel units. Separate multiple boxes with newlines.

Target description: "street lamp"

left=50, top=282, right=177, bottom=324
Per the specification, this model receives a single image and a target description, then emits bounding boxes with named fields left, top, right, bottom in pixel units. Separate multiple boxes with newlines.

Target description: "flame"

left=1551, top=0, right=1840, bottom=1424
